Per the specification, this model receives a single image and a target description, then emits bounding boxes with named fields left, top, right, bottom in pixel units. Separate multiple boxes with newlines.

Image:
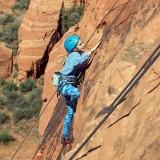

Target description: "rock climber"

left=58, top=35, right=101, bottom=144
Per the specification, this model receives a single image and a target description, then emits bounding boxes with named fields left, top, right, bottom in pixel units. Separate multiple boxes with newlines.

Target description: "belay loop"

left=52, top=72, right=83, bottom=97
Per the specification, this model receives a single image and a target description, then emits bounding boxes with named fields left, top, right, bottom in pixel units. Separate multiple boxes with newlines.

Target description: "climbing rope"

left=10, top=91, right=57, bottom=160
left=69, top=44, right=160, bottom=160
left=106, top=45, right=160, bottom=109
left=100, top=0, right=130, bottom=42
left=87, top=0, right=130, bottom=66
left=84, top=0, right=119, bottom=46
left=85, top=0, right=131, bottom=49
left=63, top=0, right=119, bottom=65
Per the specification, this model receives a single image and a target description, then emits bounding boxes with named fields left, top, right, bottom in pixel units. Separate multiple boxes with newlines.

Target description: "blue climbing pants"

left=61, top=83, right=80, bottom=138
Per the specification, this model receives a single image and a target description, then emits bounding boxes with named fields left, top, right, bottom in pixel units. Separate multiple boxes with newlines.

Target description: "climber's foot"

left=61, top=137, right=73, bottom=145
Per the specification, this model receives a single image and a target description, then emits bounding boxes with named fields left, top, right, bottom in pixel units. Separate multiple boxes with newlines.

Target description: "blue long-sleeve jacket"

left=60, top=51, right=89, bottom=77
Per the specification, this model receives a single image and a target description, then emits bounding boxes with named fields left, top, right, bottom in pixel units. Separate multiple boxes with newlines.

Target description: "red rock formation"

left=17, top=0, right=83, bottom=81
left=34, top=0, right=160, bottom=159
left=0, top=0, right=14, bottom=76
left=0, top=45, right=12, bottom=77
left=0, top=0, right=15, bottom=13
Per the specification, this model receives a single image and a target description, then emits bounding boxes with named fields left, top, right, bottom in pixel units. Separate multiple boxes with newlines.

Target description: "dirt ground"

left=0, top=134, right=39, bottom=160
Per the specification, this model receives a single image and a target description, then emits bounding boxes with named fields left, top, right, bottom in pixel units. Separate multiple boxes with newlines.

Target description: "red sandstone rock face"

left=0, top=0, right=15, bottom=13
left=34, top=0, right=160, bottom=159
left=0, top=45, right=12, bottom=77
left=156, top=0, right=160, bottom=5
left=17, top=0, right=63, bottom=81
left=17, top=0, right=83, bottom=81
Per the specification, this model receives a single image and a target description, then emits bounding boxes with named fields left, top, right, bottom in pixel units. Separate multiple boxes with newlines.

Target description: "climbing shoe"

left=61, top=137, right=72, bottom=145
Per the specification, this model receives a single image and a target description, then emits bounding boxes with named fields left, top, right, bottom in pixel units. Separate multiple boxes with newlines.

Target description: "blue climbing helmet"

left=64, top=35, right=80, bottom=53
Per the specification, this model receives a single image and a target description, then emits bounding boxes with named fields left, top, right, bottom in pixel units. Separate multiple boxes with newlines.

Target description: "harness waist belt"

left=60, top=74, right=76, bottom=82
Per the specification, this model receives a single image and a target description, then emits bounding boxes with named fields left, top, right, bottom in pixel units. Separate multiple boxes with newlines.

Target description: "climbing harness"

left=60, top=74, right=77, bottom=83
left=54, top=0, right=123, bottom=88
left=68, top=45, right=160, bottom=160
left=53, top=72, right=80, bottom=85
left=53, top=71, right=82, bottom=98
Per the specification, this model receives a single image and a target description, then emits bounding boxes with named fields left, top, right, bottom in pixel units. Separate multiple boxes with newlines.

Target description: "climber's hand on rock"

left=91, top=40, right=101, bottom=52
left=88, top=40, right=101, bottom=56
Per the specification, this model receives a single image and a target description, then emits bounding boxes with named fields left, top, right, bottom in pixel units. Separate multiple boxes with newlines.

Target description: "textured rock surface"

left=0, top=0, right=14, bottom=76
left=0, top=45, right=12, bottom=77
left=17, top=0, right=83, bottom=81
left=17, top=0, right=62, bottom=81
left=0, top=0, right=15, bottom=13
left=34, top=0, right=160, bottom=159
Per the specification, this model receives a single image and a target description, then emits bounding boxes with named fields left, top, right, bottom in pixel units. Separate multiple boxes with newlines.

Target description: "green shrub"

left=30, top=98, right=42, bottom=116
left=0, top=9, right=24, bottom=57
left=12, top=72, right=18, bottom=78
left=27, top=87, right=43, bottom=101
left=0, top=13, right=15, bottom=25
left=0, top=98, right=5, bottom=109
left=39, top=77, right=44, bottom=86
left=5, top=91, right=28, bottom=111
left=61, top=6, right=84, bottom=34
left=30, top=127, right=38, bottom=136
left=19, top=79, right=36, bottom=93
left=26, top=88, right=42, bottom=116
left=12, top=109, right=24, bottom=123
left=0, top=78, right=6, bottom=86
left=0, top=131, right=15, bottom=145
left=12, top=0, right=30, bottom=11
left=0, top=22, right=20, bottom=44
left=11, top=39, right=19, bottom=56
left=0, top=15, right=22, bottom=56
left=0, top=10, right=4, bottom=14
left=5, top=39, right=19, bottom=56
left=6, top=91, right=19, bottom=104
left=12, top=108, right=33, bottom=123
left=27, top=87, right=42, bottom=110
left=2, top=81, right=17, bottom=95
left=13, top=88, right=43, bottom=123
left=14, top=125, right=26, bottom=134
left=5, top=91, right=20, bottom=110
left=28, top=88, right=43, bottom=117
left=0, top=113, right=10, bottom=124
left=13, top=63, right=19, bottom=71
